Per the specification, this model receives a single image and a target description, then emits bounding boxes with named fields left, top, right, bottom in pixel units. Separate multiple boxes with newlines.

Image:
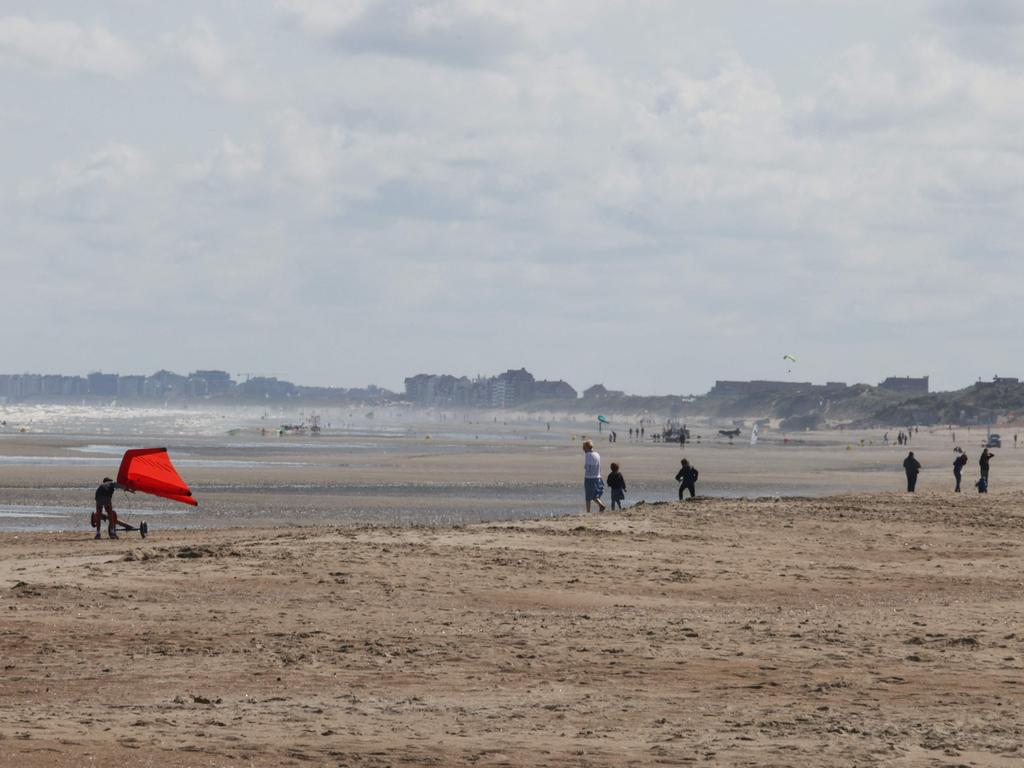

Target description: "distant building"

left=41, top=375, right=65, bottom=396
left=405, top=369, right=549, bottom=408
left=87, top=372, right=119, bottom=397
left=404, top=374, right=434, bottom=404
left=404, top=374, right=474, bottom=406
left=0, top=368, right=395, bottom=404
left=117, top=375, right=147, bottom=398
left=533, top=379, right=577, bottom=400
left=492, top=368, right=535, bottom=408
left=467, top=377, right=493, bottom=407
left=238, top=376, right=297, bottom=399
left=146, top=369, right=189, bottom=399
left=64, top=376, right=88, bottom=396
left=191, top=370, right=234, bottom=396
left=0, top=374, right=41, bottom=398
left=878, top=376, right=929, bottom=395
left=976, top=375, right=1020, bottom=388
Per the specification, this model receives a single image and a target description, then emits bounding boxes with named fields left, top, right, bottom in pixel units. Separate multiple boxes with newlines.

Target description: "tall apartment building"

left=491, top=368, right=535, bottom=408
left=87, top=372, right=119, bottom=396
left=191, top=370, right=234, bottom=396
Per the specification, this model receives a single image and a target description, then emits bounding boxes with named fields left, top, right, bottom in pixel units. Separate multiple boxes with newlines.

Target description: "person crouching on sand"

left=93, top=477, right=124, bottom=539
left=675, top=458, right=698, bottom=500
left=582, top=440, right=606, bottom=513
left=607, top=462, right=626, bottom=510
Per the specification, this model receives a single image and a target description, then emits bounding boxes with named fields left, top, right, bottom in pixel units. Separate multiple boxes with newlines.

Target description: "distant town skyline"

left=0, top=366, right=948, bottom=405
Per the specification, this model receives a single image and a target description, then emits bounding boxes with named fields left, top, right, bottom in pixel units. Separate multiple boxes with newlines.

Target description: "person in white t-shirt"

left=582, top=440, right=606, bottom=513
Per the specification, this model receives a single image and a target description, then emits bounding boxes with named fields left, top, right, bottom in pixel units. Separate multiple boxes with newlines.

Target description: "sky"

left=1, top=1, right=1022, bottom=395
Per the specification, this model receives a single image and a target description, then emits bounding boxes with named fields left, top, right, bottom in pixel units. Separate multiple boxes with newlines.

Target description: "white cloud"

left=275, top=0, right=369, bottom=36
left=0, top=16, right=139, bottom=77
left=277, top=0, right=526, bottom=68
left=181, top=138, right=264, bottom=186
left=16, top=143, right=152, bottom=212
left=929, top=0, right=1024, bottom=67
left=178, top=19, right=226, bottom=79
left=170, top=18, right=252, bottom=101
left=277, top=108, right=349, bottom=183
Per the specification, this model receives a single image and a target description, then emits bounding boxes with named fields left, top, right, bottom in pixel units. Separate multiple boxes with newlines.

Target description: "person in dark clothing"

left=607, top=462, right=626, bottom=510
left=675, top=459, right=698, bottom=500
left=979, top=449, right=993, bottom=483
left=93, top=477, right=123, bottom=539
left=903, top=452, right=921, bottom=492
left=953, top=453, right=968, bottom=492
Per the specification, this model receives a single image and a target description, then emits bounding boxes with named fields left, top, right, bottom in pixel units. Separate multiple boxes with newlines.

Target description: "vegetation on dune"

left=523, top=382, right=1024, bottom=429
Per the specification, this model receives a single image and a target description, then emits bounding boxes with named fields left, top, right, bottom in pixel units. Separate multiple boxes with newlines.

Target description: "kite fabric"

left=116, top=447, right=198, bottom=506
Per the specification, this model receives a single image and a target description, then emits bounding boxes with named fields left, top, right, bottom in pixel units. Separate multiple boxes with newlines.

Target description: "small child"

left=606, top=462, right=626, bottom=510
left=675, top=458, right=698, bottom=500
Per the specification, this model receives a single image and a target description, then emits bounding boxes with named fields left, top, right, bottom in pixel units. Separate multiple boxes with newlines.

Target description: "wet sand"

left=2, top=492, right=1023, bottom=766
left=3, top=423, right=1023, bottom=530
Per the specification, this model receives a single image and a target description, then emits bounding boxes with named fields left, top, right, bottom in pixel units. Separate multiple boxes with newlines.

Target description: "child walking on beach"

left=607, top=462, right=626, bottom=510
left=675, top=459, right=699, bottom=500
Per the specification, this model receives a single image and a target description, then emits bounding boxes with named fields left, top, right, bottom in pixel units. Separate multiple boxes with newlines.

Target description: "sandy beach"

left=3, top=490, right=1023, bottom=766
left=7, top=1, right=1023, bottom=762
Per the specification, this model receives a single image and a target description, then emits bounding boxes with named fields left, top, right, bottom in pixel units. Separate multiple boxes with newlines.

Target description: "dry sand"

left=3, top=492, right=1023, bottom=766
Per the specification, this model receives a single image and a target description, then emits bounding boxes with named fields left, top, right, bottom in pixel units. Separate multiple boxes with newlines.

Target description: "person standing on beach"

left=607, top=462, right=626, bottom=510
left=93, top=477, right=123, bottom=539
left=979, top=448, right=993, bottom=484
left=953, top=453, right=968, bottom=492
left=582, top=440, right=606, bottom=513
left=903, top=451, right=921, bottom=492
left=675, top=458, right=699, bottom=500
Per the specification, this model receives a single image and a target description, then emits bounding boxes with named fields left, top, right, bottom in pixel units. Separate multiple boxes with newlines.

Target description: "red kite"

left=116, top=448, right=198, bottom=506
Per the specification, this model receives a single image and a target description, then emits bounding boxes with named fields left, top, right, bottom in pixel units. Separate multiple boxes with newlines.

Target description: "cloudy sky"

left=2, top=1, right=1022, bottom=395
